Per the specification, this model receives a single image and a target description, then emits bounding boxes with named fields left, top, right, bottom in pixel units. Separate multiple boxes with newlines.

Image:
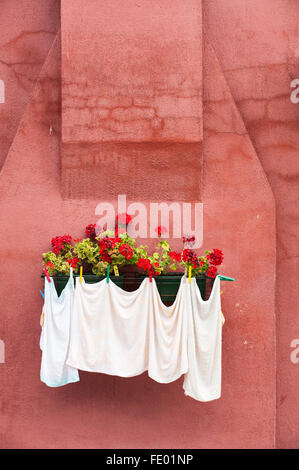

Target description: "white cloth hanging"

left=66, top=276, right=189, bottom=383
left=148, top=277, right=188, bottom=383
left=40, top=272, right=223, bottom=401
left=183, top=276, right=222, bottom=402
left=40, top=268, right=80, bottom=387
left=67, top=277, right=150, bottom=377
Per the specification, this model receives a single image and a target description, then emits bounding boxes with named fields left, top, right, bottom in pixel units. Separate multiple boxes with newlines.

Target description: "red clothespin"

left=148, top=269, right=152, bottom=283
left=44, top=267, right=51, bottom=283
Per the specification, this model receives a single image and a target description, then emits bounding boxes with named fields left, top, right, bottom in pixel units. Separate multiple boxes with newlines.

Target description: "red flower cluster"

left=98, top=236, right=121, bottom=264
left=66, top=257, right=79, bottom=268
left=207, top=249, right=224, bottom=266
left=119, top=243, right=133, bottom=260
left=169, top=251, right=182, bottom=262
left=85, top=223, right=97, bottom=240
left=46, top=261, right=55, bottom=269
left=155, top=226, right=168, bottom=237
left=206, top=266, right=218, bottom=278
left=149, top=265, right=159, bottom=277
left=137, top=258, right=159, bottom=277
left=116, top=213, right=132, bottom=225
left=51, top=235, right=72, bottom=254
left=137, top=258, right=152, bottom=271
left=183, top=235, right=195, bottom=244
left=100, top=251, right=112, bottom=264
left=182, top=249, right=199, bottom=268
left=98, top=237, right=121, bottom=251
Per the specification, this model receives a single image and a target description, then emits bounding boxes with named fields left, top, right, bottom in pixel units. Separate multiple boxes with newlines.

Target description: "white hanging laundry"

left=183, top=276, right=222, bottom=402
left=67, top=276, right=188, bottom=383
left=40, top=268, right=80, bottom=387
left=148, top=277, right=188, bottom=383
left=40, top=270, right=223, bottom=401
left=67, top=277, right=150, bottom=377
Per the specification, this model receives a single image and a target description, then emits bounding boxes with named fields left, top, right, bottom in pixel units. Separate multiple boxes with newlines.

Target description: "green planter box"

left=42, top=272, right=212, bottom=301
left=47, top=274, right=125, bottom=297
left=138, top=273, right=207, bottom=302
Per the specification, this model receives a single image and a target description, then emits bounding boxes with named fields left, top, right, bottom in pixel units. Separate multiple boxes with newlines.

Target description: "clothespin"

left=149, top=269, right=152, bottom=283
left=44, top=267, right=51, bottom=283
left=107, top=265, right=110, bottom=283
left=114, top=265, right=119, bottom=276
left=188, top=265, right=192, bottom=283
left=80, top=266, right=83, bottom=283
left=40, top=289, right=45, bottom=299
left=218, top=275, right=235, bottom=281
left=40, top=311, right=45, bottom=327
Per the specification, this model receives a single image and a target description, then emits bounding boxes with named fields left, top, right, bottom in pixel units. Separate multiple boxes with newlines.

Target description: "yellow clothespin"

left=80, top=266, right=83, bottom=283
left=114, top=265, right=119, bottom=276
left=188, top=265, right=191, bottom=283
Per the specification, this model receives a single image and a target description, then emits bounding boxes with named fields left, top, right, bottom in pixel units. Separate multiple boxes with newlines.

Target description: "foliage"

left=42, top=220, right=223, bottom=279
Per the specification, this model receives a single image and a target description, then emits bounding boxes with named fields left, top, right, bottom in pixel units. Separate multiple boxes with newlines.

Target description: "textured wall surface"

left=0, top=0, right=298, bottom=449
left=0, top=0, right=60, bottom=169
left=61, top=0, right=203, bottom=200
left=204, top=0, right=299, bottom=448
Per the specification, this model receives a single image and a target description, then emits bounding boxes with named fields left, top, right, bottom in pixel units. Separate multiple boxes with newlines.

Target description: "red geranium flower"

left=85, top=223, right=97, bottom=240
left=119, top=243, right=133, bottom=260
left=137, top=258, right=151, bottom=271
left=206, top=266, right=218, bottom=278
left=66, top=257, right=79, bottom=268
left=182, top=235, right=195, bottom=244
left=51, top=235, right=72, bottom=254
left=155, top=226, right=168, bottom=237
left=149, top=265, right=160, bottom=277
left=182, top=249, right=199, bottom=267
left=100, top=251, right=112, bottom=264
left=46, top=261, right=55, bottom=268
left=169, top=251, right=182, bottom=262
left=116, top=213, right=132, bottom=225
left=137, top=259, right=159, bottom=277
left=207, top=249, right=224, bottom=266
left=98, top=237, right=121, bottom=251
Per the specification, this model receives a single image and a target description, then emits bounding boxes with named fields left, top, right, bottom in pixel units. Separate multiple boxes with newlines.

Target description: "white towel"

left=183, top=276, right=222, bottom=402
left=148, top=277, right=188, bottom=383
left=67, top=276, right=188, bottom=383
left=40, top=269, right=80, bottom=387
left=40, top=272, right=223, bottom=401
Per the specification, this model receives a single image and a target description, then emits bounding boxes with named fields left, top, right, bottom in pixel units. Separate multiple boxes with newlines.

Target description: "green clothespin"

left=218, top=275, right=235, bottom=281
left=107, top=265, right=110, bottom=283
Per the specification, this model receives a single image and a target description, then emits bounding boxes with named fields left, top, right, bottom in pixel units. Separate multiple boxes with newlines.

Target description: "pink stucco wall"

left=204, top=0, right=299, bottom=448
left=0, top=0, right=298, bottom=448
left=0, top=0, right=60, bottom=169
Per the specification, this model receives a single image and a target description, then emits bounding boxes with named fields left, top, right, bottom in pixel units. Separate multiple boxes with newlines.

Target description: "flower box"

left=137, top=272, right=209, bottom=302
left=42, top=219, right=225, bottom=300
